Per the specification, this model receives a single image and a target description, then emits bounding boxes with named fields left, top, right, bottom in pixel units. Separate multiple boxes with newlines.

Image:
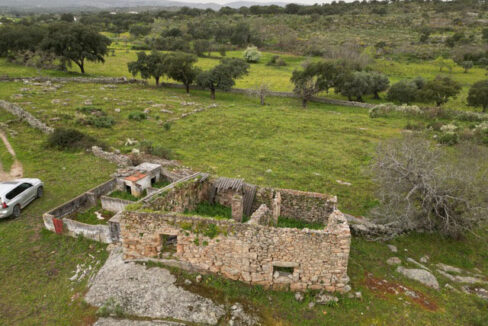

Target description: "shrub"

left=76, top=106, right=104, bottom=115
left=438, top=132, right=459, bottom=145
left=47, top=128, right=99, bottom=150
left=387, top=80, right=418, bottom=104
left=86, top=116, right=115, bottom=128
left=128, top=111, right=147, bottom=121
left=372, top=135, right=488, bottom=238
left=139, top=140, right=172, bottom=159
left=243, top=46, right=261, bottom=63
left=266, top=55, right=287, bottom=66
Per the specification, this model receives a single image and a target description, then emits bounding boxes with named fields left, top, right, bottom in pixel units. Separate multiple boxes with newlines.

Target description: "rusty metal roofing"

left=125, top=172, right=147, bottom=182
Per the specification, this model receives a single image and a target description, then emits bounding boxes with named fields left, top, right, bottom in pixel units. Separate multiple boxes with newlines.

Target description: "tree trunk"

left=374, top=91, right=380, bottom=99
left=185, top=83, right=190, bottom=94
left=302, top=98, right=307, bottom=108
left=210, top=88, right=216, bottom=100
left=77, top=61, right=85, bottom=74
left=155, top=77, right=160, bottom=86
left=260, top=95, right=265, bottom=106
left=484, top=105, right=487, bottom=113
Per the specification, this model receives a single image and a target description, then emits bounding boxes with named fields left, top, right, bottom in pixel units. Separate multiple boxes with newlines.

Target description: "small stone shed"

left=120, top=174, right=350, bottom=292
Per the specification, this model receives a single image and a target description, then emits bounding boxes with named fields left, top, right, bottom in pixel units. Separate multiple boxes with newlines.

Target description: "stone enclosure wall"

left=43, top=178, right=117, bottom=243
left=252, top=187, right=337, bottom=224
left=120, top=210, right=350, bottom=292
left=0, top=100, right=54, bottom=134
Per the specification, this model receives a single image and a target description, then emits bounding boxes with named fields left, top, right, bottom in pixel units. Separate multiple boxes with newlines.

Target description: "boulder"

left=387, top=245, right=398, bottom=253
left=396, top=266, right=439, bottom=289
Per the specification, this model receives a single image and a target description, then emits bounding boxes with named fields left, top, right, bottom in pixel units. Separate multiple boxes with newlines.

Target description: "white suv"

left=0, top=178, right=44, bottom=218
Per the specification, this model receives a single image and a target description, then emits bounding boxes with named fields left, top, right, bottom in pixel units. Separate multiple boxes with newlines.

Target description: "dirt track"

left=0, top=130, right=23, bottom=181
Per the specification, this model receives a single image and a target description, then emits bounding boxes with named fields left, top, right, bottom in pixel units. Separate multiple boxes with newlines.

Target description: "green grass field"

left=0, top=111, right=115, bottom=325
left=2, top=48, right=487, bottom=112
left=1, top=35, right=488, bottom=325
left=0, top=75, right=487, bottom=325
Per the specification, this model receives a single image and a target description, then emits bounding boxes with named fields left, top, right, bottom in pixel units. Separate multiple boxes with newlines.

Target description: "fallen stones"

left=396, top=266, right=439, bottom=289
left=420, top=255, right=429, bottom=263
left=315, top=293, right=339, bottom=305
left=294, top=292, right=304, bottom=302
left=228, top=303, right=260, bottom=326
left=437, top=270, right=487, bottom=285
left=436, top=263, right=463, bottom=274
left=386, top=257, right=401, bottom=266
left=406, top=258, right=431, bottom=271
left=336, top=180, right=352, bottom=186
left=387, top=245, right=398, bottom=253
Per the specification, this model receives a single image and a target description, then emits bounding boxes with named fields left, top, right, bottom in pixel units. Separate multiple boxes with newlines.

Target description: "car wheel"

left=37, top=186, right=44, bottom=198
left=12, top=205, right=21, bottom=218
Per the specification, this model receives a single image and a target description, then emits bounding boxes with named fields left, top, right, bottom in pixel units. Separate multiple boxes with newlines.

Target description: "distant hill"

left=0, top=0, right=289, bottom=10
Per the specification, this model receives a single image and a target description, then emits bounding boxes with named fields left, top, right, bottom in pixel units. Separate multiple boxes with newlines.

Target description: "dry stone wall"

left=0, top=100, right=54, bottom=134
left=120, top=210, right=350, bottom=292
left=252, top=187, right=337, bottom=224
left=147, top=177, right=210, bottom=213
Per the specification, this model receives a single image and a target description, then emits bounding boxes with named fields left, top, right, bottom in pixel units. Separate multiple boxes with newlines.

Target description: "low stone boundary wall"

left=159, top=82, right=374, bottom=109
left=120, top=209, right=350, bottom=292
left=0, top=76, right=146, bottom=85
left=0, top=100, right=54, bottom=134
left=91, top=146, right=132, bottom=167
left=101, top=196, right=133, bottom=213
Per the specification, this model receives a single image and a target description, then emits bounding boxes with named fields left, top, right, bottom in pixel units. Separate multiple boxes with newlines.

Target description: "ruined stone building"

left=120, top=173, right=351, bottom=292
left=43, top=161, right=351, bottom=292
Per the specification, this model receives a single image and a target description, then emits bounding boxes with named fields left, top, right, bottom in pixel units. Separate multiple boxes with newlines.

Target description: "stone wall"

left=0, top=76, right=146, bottom=85
left=62, top=218, right=112, bottom=243
left=252, top=187, right=337, bottom=224
left=0, top=100, right=54, bottom=134
left=44, top=178, right=116, bottom=220
left=92, top=146, right=132, bottom=167
left=147, top=176, right=210, bottom=213
left=159, top=82, right=374, bottom=109
left=101, top=196, right=133, bottom=213
left=120, top=210, right=350, bottom=292
left=43, top=178, right=117, bottom=243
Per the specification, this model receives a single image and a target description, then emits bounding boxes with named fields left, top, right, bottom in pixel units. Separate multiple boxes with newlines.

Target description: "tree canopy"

left=164, top=52, right=200, bottom=93
left=467, top=80, right=488, bottom=112
left=41, top=23, right=111, bottom=74
left=128, top=51, right=166, bottom=85
left=196, top=58, right=249, bottom=99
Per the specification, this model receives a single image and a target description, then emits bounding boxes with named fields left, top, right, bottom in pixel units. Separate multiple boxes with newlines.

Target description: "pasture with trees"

left=1, top=1, right=488, bottom=325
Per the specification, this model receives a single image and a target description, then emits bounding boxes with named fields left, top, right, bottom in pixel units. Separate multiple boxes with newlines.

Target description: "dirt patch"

left=0, top=130, right=23, bottom=181
left=364, top=273, right=438, bottom=311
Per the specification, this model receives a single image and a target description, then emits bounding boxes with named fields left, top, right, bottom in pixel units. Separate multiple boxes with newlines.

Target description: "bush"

left=372, top=135, right=488, bottom=238
left=243, top=46, right=261, bottom=63
left=47, top=128, right=99, bottom=150
left=139, top=140, right=172, bottom=159
left=438, top=132, right=459, bottom=145
left=266, top=55, right=287, bottom=66
left=128, top=111, right=147, bottom=121
left=87, top=116, right=115, bottom=128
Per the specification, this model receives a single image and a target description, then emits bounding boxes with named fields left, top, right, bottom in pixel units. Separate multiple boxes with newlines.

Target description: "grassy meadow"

left=0, top=25, right=488, bottom=325
left=0, top=110, right=115, bottom=325
left=2, top=46, right=487, bottom=112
